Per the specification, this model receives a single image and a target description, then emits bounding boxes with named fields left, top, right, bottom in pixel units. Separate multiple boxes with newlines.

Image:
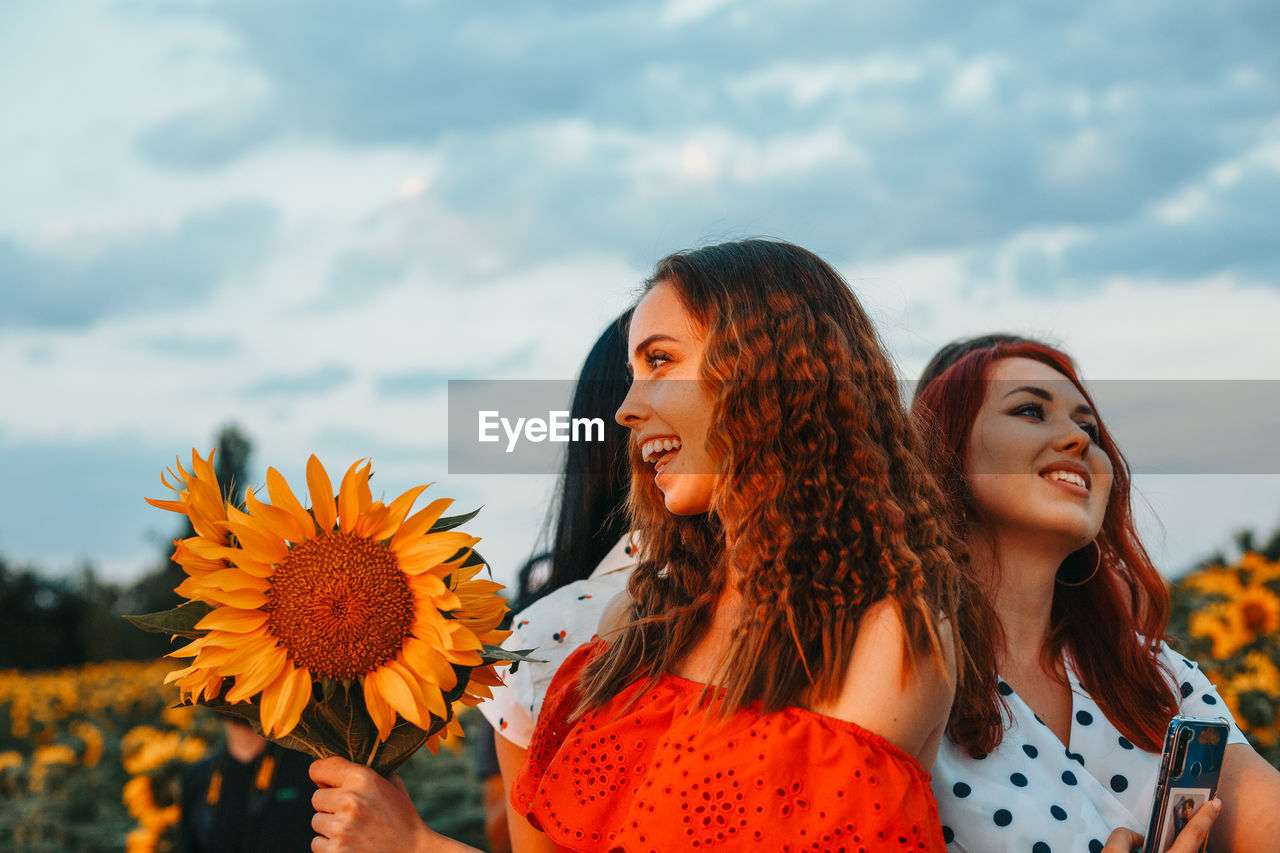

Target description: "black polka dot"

left=1181, top=657, right=1193, bottom=668
left=1010, top=773, right=1027, bottom=788
left=1089, top=841, right=1104, bottom=853
left=1180, top=681, right=1194, bottom=698
left=942, top=826, right=954, bottom=844
left=972, top=752, right=988, bottom=761
left=953, top=782, right=971, bottom=798
left=1118, top=736, right=1134, bottom=750
left=1061, top=770, right=1077, bottom=786
left=997, top=681, right=1014, bottom=696
left=1050, top=805, right=1068, bottom=821
left=1022, top=744, right=1038, bottom=759
left=1033, top=843, right=1051, bottom=853
left=993, top=809, right=1012, bottom=827
left=1033, top=713, right=1047, bottom=727
left=1066, top=749, right=1085, bottom=766
left=1202, top=694, right=1218, bottom=705
left=1110, top=774, right=1129, bottom=793
left=1075, top=710, right=1093, bottom=726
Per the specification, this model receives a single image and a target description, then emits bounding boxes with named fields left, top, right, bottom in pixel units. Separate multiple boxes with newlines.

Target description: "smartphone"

left=1141, top=715, right=1229, bottom=853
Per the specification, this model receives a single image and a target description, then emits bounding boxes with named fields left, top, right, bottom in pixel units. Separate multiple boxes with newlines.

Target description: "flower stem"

left=365, top=739, right=380, bottom=768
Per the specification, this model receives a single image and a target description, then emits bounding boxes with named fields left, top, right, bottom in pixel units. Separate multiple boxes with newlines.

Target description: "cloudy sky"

left=3, top=0, right=1279, bottom=589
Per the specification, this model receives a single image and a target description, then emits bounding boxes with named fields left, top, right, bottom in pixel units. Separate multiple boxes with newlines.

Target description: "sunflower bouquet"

left=130, top=449, right=526, bottom=775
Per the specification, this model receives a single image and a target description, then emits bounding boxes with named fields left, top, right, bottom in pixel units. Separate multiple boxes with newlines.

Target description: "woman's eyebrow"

left=1001, top=384, right=1095, bottom=417
left=631, top=333, right=678, bottom=360
left=1002, top=384, right=1052, bottom=401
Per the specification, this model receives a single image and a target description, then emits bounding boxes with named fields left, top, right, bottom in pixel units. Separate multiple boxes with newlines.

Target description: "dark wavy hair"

left=912, top=336, right=1179, bottom=754
left=578, top=240, right=998, bottom=725
left=513, top=311, right=634, bottom=610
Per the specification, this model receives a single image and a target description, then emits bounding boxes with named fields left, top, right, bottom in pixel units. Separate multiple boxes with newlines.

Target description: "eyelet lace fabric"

left=513, top=641, right=947, bottom=852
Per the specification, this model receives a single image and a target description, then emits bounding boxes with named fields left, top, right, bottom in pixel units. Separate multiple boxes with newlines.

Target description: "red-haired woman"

left=310, top=240, right=994, bottom=851
left=912, top=336, right=1280, bottom=853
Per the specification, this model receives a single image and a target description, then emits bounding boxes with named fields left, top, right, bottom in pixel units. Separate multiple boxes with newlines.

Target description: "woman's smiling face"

left=965, top=357, right=1114, bottom=550
left=615, top=281, right=720, bottom=515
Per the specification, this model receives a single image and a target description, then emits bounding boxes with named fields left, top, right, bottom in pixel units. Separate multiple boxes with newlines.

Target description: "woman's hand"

left=309, top=757, right=478, bottom=853
left=1102, top=798, right=1221, bottom=853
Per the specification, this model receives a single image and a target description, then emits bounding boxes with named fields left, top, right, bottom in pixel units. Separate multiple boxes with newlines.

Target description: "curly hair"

left=577, top=240, right=998, bottom=726
left=912, top=337, right=1179, bottom=754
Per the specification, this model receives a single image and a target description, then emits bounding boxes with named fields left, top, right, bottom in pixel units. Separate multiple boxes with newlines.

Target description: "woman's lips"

left=1040, top=469, right=1089, bottom=497
left=654, top=448, right=680, bottom=475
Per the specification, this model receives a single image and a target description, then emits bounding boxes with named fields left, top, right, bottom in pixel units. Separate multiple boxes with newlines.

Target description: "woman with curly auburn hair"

left=503, top=238, right=998, bottom=851
left=912, top=335, right=1280, bottom=853
left=309, top=239, right=995, bottom=852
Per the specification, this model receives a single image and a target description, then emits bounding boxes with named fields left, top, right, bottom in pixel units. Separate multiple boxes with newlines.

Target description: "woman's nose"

left=1054, top=420, right=1092, bottom=456
left=615, top=380, right=647, bottom=427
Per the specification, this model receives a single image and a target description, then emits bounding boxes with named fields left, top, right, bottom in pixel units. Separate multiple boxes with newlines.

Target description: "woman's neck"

left=969, top=528, right=1069, bottom=671
left=675, top=582, right=743, bottom=684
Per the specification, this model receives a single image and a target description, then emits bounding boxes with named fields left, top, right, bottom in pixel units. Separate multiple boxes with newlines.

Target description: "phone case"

left=1141, top=715, right=1229, bottom=853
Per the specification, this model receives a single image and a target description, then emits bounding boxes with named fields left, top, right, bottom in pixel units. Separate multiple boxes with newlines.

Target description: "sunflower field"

left=1169, top=550, right=1280, bottom=766
left=0, top=659, right=489, bottom=851
left=3, top=552, right=1279, bottom=849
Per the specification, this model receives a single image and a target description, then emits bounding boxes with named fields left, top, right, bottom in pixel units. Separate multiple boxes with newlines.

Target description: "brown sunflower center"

left=265, top=531, right=414, bottom=680
left=1241, top=600, right=1272, bottom=633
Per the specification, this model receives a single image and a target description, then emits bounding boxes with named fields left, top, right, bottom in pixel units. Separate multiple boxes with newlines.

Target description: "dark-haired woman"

left=912, top=336, right=1280, bottom=853
left=311, top=240, right=991, bottom=851
left=477, top=311, right=638, bottom=851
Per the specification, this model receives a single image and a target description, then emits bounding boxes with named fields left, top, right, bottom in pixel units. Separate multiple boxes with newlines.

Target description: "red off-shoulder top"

left=512, top=641, right=946, bottom=852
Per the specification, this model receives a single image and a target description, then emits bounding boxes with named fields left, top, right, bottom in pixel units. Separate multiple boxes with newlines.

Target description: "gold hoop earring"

left=1056, top=542, right=1101, bottom=588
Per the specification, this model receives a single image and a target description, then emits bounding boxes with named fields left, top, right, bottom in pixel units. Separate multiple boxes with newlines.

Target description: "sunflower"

left=149, top=451, right=509, bottom=742
left=1217, top=652, right=1280, bottom=747
left=1182, top=565, right=1245, bottom=600
left=1190, top=604, right=1251, bottom=660
left=1234, top=586, right=1280, bottom=639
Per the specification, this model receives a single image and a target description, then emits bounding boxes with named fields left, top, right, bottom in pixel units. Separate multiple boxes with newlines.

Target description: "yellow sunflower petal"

left=260, top=665, right=311, bottom=737
left=337, top=459, right=373, bottom=533
left=362, top=485, right=430, bottom=542
left=363, top=676, right=397, bottom=741
left=224, top=645, right=289, bottom=703
left=244, top=486, right=312, bottom=544
left=306, top=455, right=338, bottom=532
left=195, top=607, right=270, bottom=634
left=144, top=497, right=187, bottom=514
left=200, top=568, right=272, bottom=592
left=266, top=466, right=316, bottom=539
left=200, top=586, right=269, bottom=610
left=400, top=637, right=459, bottom=690
left=353, top=501, right=392, bottom=540
left=393, top=535, right=479, bottom=569
left=391, top=498, right=454, bottom=546
left=223, top=507, right=290, bottom=565
left=372, top=664, right=427, bottom=727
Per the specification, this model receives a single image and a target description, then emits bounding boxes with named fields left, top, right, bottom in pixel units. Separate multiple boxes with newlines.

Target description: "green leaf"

left=430, top=506, right=482, bottom=533
left=481, top=645, right=545, bottom=675
left=123, top=601, right=214, bottom=638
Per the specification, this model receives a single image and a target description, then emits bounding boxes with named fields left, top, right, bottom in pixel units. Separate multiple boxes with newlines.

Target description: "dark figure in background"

left=180, top=717, right=317, bottom=853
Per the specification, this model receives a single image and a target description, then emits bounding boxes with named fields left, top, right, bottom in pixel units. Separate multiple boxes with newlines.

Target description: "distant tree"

left=0, top=556, right=89, bottom=669
left=213, top=424, right=253, bottom=508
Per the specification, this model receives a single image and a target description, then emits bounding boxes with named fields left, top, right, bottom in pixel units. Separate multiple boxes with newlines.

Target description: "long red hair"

left=912, top=340, right=1179, bottom=754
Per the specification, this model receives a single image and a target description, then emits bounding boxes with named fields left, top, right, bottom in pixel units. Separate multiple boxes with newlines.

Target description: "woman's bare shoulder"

left=815, top=598, right=956, bottom=760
